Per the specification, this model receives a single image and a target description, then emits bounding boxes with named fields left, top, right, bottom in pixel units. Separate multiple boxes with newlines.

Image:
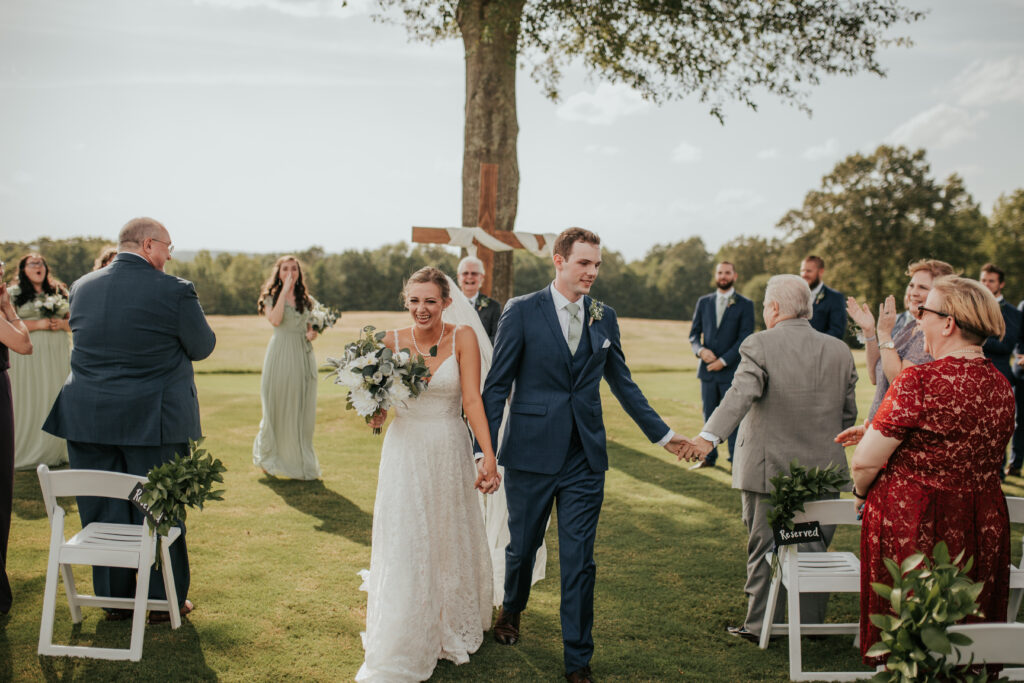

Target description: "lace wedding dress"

left=356, top=329, right=492, bottom=682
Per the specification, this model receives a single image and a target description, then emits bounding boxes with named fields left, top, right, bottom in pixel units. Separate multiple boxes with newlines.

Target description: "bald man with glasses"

left=44, top=216, right=216, bottom=623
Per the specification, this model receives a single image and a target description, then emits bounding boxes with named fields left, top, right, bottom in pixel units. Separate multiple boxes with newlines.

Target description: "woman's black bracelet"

left=852, top=489, right=867, bottom=500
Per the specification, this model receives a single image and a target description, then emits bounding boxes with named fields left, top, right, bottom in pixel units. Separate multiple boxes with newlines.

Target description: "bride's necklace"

left=412, top=323, right=444, bottom=356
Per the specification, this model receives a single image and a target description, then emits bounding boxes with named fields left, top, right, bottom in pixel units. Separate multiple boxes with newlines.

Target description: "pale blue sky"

left=2, top=0, right=1023, bottom=261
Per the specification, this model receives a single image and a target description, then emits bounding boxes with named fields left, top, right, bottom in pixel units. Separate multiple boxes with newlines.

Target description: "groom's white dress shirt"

left=548, top=282, right=674, bottom=447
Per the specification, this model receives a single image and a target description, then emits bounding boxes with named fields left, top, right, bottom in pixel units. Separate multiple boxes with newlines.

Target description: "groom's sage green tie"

left=566, top=301, right=581, bottom=354
left=716, top=295, right=727, bottom=326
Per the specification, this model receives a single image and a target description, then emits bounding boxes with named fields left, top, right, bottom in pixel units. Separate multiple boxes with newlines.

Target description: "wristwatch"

left=879, top=341, right=896, bottom=350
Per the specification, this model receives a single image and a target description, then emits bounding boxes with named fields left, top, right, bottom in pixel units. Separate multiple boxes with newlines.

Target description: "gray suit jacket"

left=705, top=318, right=858, bottom=494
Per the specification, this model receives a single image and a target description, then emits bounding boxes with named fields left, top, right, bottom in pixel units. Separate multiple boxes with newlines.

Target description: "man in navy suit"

left=980, top=264, right=1021, bottom=384
left=801, top=255, right=847, bottom=339
left=978, top=264, right=1024, bottom=479
left=689, top=262, right=754, bottom=468
left=1011, top=298, right=1024, bottom=478
left=482, top=228, right=688, bottom=683
left=44, top=217, right=216, bottom=622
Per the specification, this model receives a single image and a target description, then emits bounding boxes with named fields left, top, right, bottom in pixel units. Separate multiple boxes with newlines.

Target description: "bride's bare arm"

left=454, top=326, right=499, bottom=492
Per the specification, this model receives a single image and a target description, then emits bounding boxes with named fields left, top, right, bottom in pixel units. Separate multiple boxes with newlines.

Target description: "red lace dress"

left=859, top=356, right=1014, bottom=664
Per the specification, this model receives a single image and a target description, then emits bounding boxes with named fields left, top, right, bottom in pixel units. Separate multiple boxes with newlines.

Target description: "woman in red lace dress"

left=850, top=276, right=1014, bottom=664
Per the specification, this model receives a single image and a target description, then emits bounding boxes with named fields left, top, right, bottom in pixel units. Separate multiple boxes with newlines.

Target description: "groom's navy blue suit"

left=482, top=285, right=669, bottom=673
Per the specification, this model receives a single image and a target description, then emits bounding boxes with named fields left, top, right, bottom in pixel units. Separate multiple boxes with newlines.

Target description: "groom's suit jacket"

left=44, top=253, right=216, bottom=446
left=705, top=318, right=858, bottom=494
left=482, top=286, right=668, bottom=475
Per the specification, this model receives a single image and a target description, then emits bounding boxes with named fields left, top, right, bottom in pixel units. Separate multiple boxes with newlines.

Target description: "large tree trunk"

left=458, top=0, right=524, bottom=304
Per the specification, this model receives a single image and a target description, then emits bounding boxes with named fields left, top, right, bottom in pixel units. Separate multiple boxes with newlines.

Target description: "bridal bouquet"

left=33, top=292, right=69, bottom=319
left=309, top=301, right=340, bottom=333
left=324, top=325, right=432, bottom=434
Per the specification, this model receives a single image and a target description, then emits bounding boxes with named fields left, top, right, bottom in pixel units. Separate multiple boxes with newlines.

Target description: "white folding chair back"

left=944, top=623, right=1024, bottom=680
left=36, top=464, right=182, bottom=662
left=1007, top=496, right=1024, bottom=623
left=759, top=498, right=866, bottom=681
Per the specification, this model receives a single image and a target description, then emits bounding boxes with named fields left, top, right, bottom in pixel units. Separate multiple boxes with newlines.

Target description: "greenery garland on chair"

left=764, top=461, right=850, bottom=575
left=867, top=541, right=1002, bottom=683
left=766, top=461, right=850, bottom=530
left=138, top=438, right=226, bottom=567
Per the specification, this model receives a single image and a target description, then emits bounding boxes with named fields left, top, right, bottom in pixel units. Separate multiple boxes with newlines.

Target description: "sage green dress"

left=10, top=290, right=70, bottom=470
left=253, top=298, right=321, bottom=479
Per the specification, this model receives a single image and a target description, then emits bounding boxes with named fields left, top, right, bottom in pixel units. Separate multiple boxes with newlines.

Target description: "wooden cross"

left=411, top=163, right=556, bottom=302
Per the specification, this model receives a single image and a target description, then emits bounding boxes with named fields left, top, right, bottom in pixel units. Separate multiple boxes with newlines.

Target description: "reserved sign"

left=129, top=482, right=166, bottom=528
left=772, top=521, right=824, bottom=547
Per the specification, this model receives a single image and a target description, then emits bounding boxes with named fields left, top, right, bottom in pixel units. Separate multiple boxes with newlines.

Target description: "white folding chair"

left=759, top=498, right=864, bottom=682
left=36, top=464, right=182, bottom=662
left=1007, top=496, right=1024, bottom=623
left=944, top=623, right=1024, bottom=680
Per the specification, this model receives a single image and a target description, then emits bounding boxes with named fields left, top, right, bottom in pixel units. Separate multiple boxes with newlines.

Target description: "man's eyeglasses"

left=914, top=305, right=950, bottom=321
left=149, top=238, right=174, bottom=254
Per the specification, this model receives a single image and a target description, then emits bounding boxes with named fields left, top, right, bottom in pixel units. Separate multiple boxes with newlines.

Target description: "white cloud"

left=885, top=104, right=985, bottom=150
left=584, top=144, right=620, bottom=156
left=756, top=148, right=780, bottom=160
left=671, top=141, right=702, bottom=163
left=802, top=138, right=839, bottom=161
left=951, top=56, right=1024, bottom=107
left=192, top=0, right=372, bottom=19
left=556, top=83, right=650, bottom=125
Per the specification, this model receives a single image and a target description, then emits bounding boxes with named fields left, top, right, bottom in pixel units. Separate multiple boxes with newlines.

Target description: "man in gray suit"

left=677, top=274, right=857, bottom=643
left=44, top=217, right=216, bottom=622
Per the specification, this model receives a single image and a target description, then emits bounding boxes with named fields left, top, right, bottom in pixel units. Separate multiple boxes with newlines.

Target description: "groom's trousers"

left=67, top=440, right=191, bottom=608
left=503, top=439, right=605, bottom=674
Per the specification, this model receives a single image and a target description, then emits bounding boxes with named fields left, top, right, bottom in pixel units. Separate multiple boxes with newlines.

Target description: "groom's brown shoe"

left=493, top=607, right=520, bottom=645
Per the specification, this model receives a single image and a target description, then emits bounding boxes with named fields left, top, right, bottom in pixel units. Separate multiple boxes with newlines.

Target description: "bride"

left=356, top=266, right=500, bottom=682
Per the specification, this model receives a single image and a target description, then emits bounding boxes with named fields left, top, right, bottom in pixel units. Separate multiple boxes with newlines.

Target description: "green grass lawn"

left=4, top=315, right=1022, bottom=681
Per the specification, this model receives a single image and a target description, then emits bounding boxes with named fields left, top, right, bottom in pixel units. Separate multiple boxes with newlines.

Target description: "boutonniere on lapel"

left=477, top=297, right=489, bottom=309
left=589, top=299, right=604, bottom=327
left=814, top=289, right=825, bottom=305
left=726, top=293, right=736, bottom=309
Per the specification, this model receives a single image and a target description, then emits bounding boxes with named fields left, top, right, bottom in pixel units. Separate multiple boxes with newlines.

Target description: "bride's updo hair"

left=403, top=266, right=450, bottom=302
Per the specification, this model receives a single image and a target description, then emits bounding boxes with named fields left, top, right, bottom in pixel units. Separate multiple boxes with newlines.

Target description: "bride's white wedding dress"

left=356, top=329, right=492, bottom=682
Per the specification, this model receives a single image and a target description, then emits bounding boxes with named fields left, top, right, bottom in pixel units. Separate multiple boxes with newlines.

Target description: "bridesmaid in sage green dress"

left=253, top=256, right=321, bottom=480
left=8, top=253, right=70, bottom=470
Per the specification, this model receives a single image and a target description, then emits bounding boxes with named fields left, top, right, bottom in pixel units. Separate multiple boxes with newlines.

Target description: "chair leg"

left=59, top=563, right=82, bottom=624
left=760, top=556, right=781, bottom=649
left=160, top=538, right=181, bottom=630
left=37, top=513, right=66, bottom=656
left=1009, top=588, right=1023, bottom=623
left=787, top=566, right=803, bottom=681
left=128, top=538, right=155, bottom=662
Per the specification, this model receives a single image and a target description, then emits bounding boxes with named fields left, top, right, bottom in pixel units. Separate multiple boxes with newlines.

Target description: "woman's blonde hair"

left=930, top=275, right=1005, bottom=344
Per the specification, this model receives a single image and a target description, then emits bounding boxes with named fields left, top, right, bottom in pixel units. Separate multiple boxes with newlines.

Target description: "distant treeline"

left=4, top=146, right=1024, bottom=332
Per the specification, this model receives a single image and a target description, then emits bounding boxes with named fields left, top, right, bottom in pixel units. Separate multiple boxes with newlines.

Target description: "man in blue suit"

left=689, top=261, right=754, bottom=468
left=482, top=228, right=688, bottom=683
left=801, top=255, right=847, bottom=339
left=44, top=217, right=216, bottom=622
left=979, top=264, right=1024, bottom=479
left=980, top=264, right=1021, bottom=384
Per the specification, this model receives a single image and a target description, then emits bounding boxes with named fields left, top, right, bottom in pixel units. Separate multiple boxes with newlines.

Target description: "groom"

left=481, top=227, right=688, bottom=682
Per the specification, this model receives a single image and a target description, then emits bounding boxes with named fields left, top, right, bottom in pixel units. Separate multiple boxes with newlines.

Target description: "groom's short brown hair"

left=553, top=227, right=600, bottom=260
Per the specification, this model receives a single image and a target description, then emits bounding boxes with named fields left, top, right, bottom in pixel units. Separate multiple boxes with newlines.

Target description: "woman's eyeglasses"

left=914, top=305, right=950, bottom=320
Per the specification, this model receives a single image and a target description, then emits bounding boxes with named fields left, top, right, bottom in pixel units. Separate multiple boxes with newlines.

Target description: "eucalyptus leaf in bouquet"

left=324, top=325, right=432, bottom=434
